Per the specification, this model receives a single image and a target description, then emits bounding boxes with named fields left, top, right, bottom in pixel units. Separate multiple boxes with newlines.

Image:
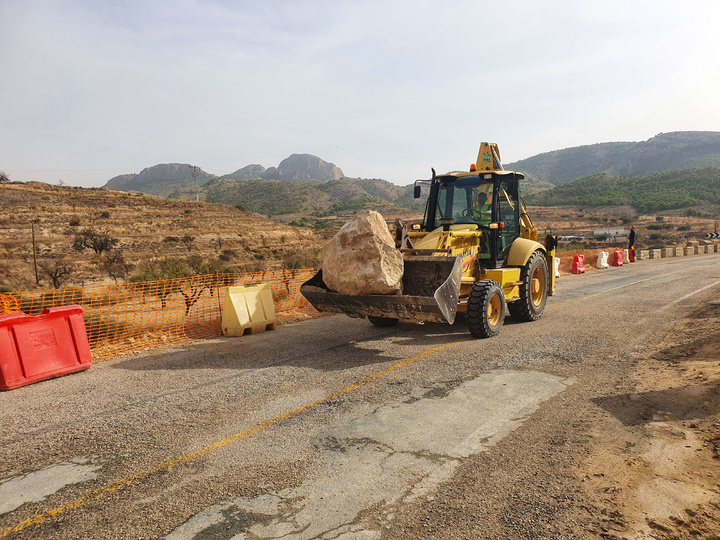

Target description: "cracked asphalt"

left=0, top=253, right=719, bottom=539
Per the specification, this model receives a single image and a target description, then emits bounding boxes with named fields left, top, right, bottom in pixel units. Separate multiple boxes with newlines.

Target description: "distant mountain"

left=224, top=164, right=266, bottom=180
left=220, top=154, right=344, bottom=183
left=104, top=131, right=720, bottom=217
left=104, top=154, right=345, bottom=196
left=104, top=164, right=216, bottom=197
left=507, top=131, right=720, bottom=185
left=526, top=167, right=720, bottom=212
left=259, top=154, right=344, bottom=182
left=508, top=142, right=636, bottom=186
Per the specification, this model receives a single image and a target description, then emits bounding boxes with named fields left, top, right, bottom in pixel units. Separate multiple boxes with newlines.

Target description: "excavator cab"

left=422, top=171, right=522, bottom=269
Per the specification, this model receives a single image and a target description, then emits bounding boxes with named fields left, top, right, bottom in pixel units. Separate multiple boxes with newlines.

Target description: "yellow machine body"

left=301, top=143, right=557, bottom=337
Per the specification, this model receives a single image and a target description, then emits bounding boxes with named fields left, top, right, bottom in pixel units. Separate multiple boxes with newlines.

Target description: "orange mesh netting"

left=0, top=269, right=319, bottom=361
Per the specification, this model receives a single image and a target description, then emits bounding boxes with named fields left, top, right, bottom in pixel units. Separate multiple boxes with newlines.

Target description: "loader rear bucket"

left=300, top=255, right=463, bottom=324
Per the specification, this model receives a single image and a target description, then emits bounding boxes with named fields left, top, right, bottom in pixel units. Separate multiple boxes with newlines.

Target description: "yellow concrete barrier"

left=222, top=284, right=277, bottom=336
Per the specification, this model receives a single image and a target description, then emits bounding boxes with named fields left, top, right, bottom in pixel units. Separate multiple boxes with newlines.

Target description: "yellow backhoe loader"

left=301, top=143, right=557, bottom=338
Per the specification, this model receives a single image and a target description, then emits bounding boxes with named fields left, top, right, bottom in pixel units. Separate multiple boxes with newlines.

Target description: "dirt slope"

left=580, top=298, right=720, bottom=538
left=0, top=182, right=328, bottom=291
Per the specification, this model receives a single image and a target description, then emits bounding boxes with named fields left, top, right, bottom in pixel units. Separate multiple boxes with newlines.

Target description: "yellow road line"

left=0, top=337, right=471, bottom=539
left=0, top=271, right=680, bottom=537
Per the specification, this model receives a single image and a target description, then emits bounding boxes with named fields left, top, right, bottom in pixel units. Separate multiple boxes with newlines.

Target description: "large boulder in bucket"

left=321, top=210, right=403, bottom=296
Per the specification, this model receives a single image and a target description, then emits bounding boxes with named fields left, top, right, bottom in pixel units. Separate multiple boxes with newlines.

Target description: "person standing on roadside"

left=628, top=225, right=636, bottom=249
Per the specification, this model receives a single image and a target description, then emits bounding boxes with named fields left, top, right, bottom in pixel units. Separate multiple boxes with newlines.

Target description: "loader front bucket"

left=300, top=255, right=463, bottom=324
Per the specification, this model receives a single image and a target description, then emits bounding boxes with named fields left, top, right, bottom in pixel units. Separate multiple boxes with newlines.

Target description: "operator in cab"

left=472, top=187, right=492, bottom=224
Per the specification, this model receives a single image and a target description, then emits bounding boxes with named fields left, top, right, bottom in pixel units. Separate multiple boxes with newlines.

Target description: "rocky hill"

left=260, top=154, right=344, bottom=182
left=526, top=167, right=720, bottom=213
left=224, top=164, right=266, bottom=180
left=105, top=154, right=344, bottom=196
left=105, top=164, right=217, bottom=197
left=507, top=131, right=720, bottom=185
left=222, top=155, right=344, bottom=182
left=199, top=177, right=423, bottom=221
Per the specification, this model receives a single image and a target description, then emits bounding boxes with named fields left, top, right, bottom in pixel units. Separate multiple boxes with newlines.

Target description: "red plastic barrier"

left=571, top=254, right=585, bottom=274
left=0, top=306, right=92, bottom=391
left=612, top=250, right=623, bottom=267
left=628, top=247, right=635, bottom=262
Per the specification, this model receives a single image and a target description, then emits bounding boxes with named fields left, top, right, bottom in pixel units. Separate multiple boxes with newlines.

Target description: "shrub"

left=198, top=261, right=234, bottom=275
left=130, top=258, right=192, bottom=282
left=219, top=249, right=237, bottom=262
left=282, top=248, right=320, bottom=269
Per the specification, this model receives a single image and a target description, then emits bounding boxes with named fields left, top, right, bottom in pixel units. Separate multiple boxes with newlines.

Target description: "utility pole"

left=190, top=165, right=200, bottom=202
left=31, top=221, right=39, bottom=285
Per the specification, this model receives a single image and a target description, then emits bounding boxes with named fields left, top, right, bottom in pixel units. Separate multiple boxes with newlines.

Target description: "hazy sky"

left=2, top=0, right=719, bottom=187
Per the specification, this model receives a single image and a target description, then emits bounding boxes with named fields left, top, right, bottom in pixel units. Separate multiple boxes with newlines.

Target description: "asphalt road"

left=1, top=253, right=719, bottom=539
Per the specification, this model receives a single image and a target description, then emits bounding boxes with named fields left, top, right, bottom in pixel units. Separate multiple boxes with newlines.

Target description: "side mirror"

left=413, top=185, right=421, bottom=199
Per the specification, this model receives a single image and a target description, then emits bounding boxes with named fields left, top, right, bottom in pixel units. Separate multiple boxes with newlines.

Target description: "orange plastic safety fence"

left=0, top=293, right=20, bottom=315
left=0, top=269, right=319, bottom=360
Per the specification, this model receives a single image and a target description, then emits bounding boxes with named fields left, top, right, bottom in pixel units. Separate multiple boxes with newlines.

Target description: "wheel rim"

left=531, top=266, right=545, bottom=306
left=487, top=293, right=502, bottom=326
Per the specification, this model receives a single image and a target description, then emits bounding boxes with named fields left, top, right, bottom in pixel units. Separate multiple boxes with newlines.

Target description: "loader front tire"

left=466, top=280, right=505, bottom=338
left=508, top=250, right=548, bottom=322
left=368, top=316, right=399, bottom=327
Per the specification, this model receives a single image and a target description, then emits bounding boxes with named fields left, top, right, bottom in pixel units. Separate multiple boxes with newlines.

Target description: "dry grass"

left=0, top=182, right=330, bottom=291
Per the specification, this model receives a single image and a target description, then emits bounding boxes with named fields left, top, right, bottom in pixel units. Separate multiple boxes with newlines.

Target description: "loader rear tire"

left=368, top=316, right=399, bottom=327
left=508, top=250, right=548, bottom=322
left=466, top=280, right=505, bottom=338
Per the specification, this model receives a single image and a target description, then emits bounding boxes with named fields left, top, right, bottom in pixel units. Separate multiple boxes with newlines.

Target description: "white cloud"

left=1, top=0, right=719, bottom=186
